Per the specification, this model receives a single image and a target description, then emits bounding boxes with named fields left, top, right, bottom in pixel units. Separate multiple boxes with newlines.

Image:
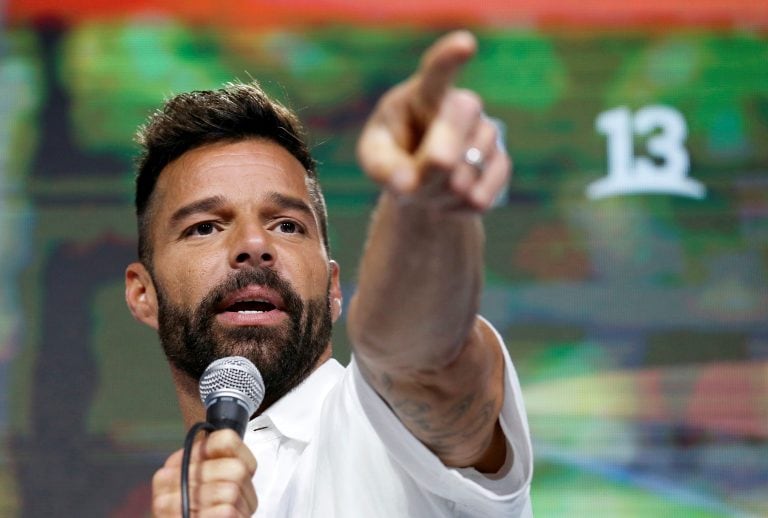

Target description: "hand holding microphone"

left=151, top=357, right=264, bottom=517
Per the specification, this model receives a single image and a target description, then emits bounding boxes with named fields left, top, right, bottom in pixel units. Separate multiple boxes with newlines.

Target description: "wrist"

left=382, top=188, right=483, bottom=221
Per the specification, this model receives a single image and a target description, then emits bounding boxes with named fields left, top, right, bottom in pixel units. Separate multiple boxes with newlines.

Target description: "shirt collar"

left=252, top=358, right=345, bottom=443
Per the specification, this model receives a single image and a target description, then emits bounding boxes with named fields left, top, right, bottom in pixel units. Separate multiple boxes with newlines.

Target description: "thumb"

left=357, top=122, right=419, bottom=192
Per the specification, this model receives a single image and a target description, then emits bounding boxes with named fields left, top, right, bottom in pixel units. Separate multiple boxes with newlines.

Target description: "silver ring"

left=463, top=147, right=485, bottom=172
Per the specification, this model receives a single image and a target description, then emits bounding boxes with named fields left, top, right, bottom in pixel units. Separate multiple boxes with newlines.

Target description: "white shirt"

left=245, top=328, right=533, bottom=517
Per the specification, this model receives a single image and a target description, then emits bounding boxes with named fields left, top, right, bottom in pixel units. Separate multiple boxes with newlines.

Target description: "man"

left=125, top=31, right=532, bottom=516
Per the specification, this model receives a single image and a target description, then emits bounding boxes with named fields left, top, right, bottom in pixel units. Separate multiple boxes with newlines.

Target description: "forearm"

left=349, top=32, right=511, bottom=471
left=348, top=191, right=484, bottom=369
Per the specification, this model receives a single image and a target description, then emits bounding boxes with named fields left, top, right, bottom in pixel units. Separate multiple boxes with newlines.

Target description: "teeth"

left=226, top=298, right=276, bottom=314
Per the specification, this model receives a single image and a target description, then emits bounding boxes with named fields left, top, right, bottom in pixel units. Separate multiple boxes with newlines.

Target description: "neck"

left=169, top=365, right=205, bottom=429
left=170, top=344, right=334, bottom=430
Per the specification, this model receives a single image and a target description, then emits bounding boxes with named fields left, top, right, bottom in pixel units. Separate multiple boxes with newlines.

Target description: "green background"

left=0, top=10, right=766, bottom=518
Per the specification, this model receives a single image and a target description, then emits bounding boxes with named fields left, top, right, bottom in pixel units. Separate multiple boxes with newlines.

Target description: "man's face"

left=135, top=139, right=340, bottom=405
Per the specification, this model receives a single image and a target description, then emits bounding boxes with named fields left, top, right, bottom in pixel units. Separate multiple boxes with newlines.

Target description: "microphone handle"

left=205, top=394, right=251, bottom=438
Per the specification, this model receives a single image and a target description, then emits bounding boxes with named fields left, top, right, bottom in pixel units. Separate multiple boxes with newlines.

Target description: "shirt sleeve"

left=348, top=318, right=533, bottom=517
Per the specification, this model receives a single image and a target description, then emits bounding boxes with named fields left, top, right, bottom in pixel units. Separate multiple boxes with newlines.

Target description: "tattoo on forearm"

left=391, top=392, right=498, bottom=458
left=396, top=399, right=432, bottom=419
left=445, top=393, right=475, bottom=426
left=460, top=400, right=495, bottom=439
left=359, top=360, right=501, bottom=462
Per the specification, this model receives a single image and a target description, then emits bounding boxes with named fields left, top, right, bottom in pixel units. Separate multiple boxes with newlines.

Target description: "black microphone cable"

left=182, top=421, right=215, bottom=518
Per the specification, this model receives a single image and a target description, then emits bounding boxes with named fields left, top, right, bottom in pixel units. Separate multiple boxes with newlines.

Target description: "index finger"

left=412, top=30, right=477, bottom=119
left=163, top=429, right=256, bottom=473
left=203, top=429, right=257, bottom=474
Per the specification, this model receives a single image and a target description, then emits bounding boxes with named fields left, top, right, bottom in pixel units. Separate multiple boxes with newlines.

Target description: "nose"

left=229, top=223, right=276, bottom=269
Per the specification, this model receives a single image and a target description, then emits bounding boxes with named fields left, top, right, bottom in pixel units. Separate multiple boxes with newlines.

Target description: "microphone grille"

left=199, top=356, right=265, bottom=412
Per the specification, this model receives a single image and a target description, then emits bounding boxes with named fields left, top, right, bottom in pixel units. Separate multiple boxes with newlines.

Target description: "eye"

left=278, top=221, right=300, bottom=234
left=185, top=221, right=219, bottom=237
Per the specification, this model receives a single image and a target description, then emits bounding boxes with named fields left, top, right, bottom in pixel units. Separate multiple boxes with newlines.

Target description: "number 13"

left=596, top=105, right=689, bottom=180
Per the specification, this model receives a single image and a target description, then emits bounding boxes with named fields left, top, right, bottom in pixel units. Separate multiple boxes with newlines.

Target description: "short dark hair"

left=134, top=81, right=329, bottom=265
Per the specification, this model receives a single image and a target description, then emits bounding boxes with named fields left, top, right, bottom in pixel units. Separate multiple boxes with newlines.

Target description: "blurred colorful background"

left=1, top=1, right=767, bottom=516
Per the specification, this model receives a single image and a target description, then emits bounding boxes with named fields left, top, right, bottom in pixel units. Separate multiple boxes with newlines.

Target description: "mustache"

left=198, top=266, right=303, bottom=317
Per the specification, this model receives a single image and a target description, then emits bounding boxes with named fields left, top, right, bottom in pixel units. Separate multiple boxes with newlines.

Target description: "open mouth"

left=216, top=285, right=287, bottom=325
left=225, top=300, right=278, bottom=314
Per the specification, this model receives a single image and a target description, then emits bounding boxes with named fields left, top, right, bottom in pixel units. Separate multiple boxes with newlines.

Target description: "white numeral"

left=587, top=105, right=705, bottom=200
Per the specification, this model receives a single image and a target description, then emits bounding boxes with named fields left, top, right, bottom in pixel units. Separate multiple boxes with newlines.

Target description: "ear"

left=328, top=260, right=343, bottom=322
left=125, top=261, right=159, bottom=330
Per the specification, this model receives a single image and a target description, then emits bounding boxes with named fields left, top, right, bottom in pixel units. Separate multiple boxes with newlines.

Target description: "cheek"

left=306, top=260, right=332, bottom=298
left=156, top=253, right=223, bottom=307
left=283, top=251, right=329, bottom=298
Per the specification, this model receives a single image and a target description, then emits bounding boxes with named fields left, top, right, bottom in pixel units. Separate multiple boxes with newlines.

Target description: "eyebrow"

left=169, top=195, right=226, bottom=227
left=267, top=192, right=315, bottom=221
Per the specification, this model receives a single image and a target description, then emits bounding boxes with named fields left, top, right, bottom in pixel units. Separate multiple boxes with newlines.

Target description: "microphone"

left=198, top=356, right=265, bottom=438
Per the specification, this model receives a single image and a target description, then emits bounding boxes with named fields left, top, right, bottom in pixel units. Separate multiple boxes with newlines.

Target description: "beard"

left=154, top=266, right=333, bottom=408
